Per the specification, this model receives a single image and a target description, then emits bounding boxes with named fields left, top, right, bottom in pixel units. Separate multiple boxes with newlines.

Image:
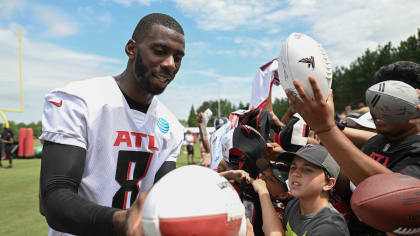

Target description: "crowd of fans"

left=36, top=12, right=418, bottom=236
left=195, top=60, right=420, bottom=236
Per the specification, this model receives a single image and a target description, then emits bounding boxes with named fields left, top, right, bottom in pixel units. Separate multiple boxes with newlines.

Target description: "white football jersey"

left=40, top=76, right=184, bottom=236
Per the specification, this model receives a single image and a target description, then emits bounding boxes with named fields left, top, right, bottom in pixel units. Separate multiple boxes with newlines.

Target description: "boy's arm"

left=250, top=178, right=284, bottom=236
left=286, top=77, right=392, bottom=186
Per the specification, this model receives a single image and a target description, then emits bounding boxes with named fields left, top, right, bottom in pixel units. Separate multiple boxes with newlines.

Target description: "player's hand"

left=262, top=142, right=285, bottom=161
left=113, top=189, right=150, bottom=236
left=230, top=170, right=251, bottom=184
left=286, top=77, right=336, bottom=133
left=201, top=153, right=211, bottom=168
left=250, top=176, right=269, bottom=195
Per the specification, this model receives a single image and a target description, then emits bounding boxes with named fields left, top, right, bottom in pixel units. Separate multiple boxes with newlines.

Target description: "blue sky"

left=1, top=0, right=419, bottom=124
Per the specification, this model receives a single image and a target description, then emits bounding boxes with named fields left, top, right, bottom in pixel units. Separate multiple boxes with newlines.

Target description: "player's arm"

left=286, top=77, right=392, bottom=186
left=40, top=141, right=122, bottom=235
left=41, top=141, right=148, bottom=236
left=40, top=92, right=147, bottom=235
left=154, top=161, right=176, bottom=183
left=154, top=136, right=183, bottom=183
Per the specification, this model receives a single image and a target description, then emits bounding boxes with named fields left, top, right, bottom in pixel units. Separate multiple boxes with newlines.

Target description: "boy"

left=251, top=144, right=349, bottom=236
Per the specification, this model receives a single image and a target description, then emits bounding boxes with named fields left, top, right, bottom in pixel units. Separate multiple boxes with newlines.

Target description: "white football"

left=278, top=32, right=333, bottom=100
left=142, top=165, right=246, bottom=236
left=366, top=80, right=420, bottom=123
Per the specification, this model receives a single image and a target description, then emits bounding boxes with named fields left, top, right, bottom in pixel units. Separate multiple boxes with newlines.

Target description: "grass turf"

left=0, top=159, right=46, bottom=236
left=0, top=142, right=200, bottom=235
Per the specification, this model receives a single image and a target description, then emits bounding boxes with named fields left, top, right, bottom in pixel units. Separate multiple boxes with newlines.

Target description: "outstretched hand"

left=250, top=176, right=269, bottom=195
left=262, top=142, right=285, bottom=161
left=285, top=77, right=336, bottom=133
left=230, top=170, right=251, bottom=184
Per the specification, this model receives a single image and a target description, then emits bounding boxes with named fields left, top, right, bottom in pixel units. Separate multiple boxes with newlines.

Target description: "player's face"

left=288, top=157, right=327, bottom=199
left=134, top=24, right=185, bottom=95
left=259, top=169, right=288, bottom=200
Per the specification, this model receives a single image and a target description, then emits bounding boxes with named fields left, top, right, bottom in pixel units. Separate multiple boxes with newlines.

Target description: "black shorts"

left=187, top=145, right=194, bottom=155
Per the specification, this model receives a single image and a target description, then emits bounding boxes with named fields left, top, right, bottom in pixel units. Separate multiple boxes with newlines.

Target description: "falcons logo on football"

left=298, top=56, right=315, bottom=69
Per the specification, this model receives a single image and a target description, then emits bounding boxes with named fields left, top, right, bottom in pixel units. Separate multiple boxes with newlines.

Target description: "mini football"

left=366, top=80, right=420, bottom=123
left=142, top=165, right=246, bottom=236
left=350, top=173, right=420, bottom=234
left=278, top=32, right=333, bottom=100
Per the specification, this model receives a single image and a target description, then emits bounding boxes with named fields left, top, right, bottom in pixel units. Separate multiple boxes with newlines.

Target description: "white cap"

left=345, top=112, right=376, bottom=130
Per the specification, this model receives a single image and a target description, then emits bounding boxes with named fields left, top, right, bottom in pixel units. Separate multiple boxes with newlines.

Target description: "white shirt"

left=249, top=58, right=279, bottom=109
left=40, top=76, right=184, bottom=236
left=185, top=133, right=194, bottom=145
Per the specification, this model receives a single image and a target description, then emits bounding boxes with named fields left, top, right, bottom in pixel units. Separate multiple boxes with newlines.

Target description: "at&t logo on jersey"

left=157, top=117, right=169, bottom=134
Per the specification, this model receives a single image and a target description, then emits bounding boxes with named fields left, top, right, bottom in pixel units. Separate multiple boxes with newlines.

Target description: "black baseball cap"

left=256, top=158, right=289, bottom=186
left=279, top=144, right=340, bottom=179
left=229, top=125, right=267, bottom=160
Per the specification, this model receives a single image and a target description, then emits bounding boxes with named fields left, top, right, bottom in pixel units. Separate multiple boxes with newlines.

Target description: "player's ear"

left=125, top=39, right=137, bottom=60
left=323, top=177, right=336, bottom=192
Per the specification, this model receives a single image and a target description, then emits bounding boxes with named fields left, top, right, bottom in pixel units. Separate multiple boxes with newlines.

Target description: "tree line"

left=0, top=120, right=42, bottom=140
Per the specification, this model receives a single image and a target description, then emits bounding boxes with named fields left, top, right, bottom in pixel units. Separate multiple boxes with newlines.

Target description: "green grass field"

left=0, top=142, right=201, bottom=235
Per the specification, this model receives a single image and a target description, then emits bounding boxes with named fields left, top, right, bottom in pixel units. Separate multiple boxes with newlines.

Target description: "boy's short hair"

left=279, top=144, right=340, bottom=179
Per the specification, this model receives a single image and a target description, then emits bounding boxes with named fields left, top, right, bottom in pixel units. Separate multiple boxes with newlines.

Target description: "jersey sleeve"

left=166, top=132, right=183, bottom=162
left=40, top=91, right=88, bottom=149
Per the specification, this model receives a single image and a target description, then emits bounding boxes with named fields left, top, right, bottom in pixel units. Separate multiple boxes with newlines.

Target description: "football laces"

left=393, top=226, right=420, bottom=235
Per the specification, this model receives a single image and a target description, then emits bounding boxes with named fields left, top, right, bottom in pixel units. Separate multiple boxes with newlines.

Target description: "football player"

left=39, top=13, right=185, bottom=236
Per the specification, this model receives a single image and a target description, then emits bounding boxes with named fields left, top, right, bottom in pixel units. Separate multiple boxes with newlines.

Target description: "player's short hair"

left=373, top=61, right=420, bottom=88
left=132, top=13, right=184, bottom=42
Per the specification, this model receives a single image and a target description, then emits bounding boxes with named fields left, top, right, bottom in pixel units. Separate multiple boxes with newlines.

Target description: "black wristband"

left=335, top=120, right=346, bottom=131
